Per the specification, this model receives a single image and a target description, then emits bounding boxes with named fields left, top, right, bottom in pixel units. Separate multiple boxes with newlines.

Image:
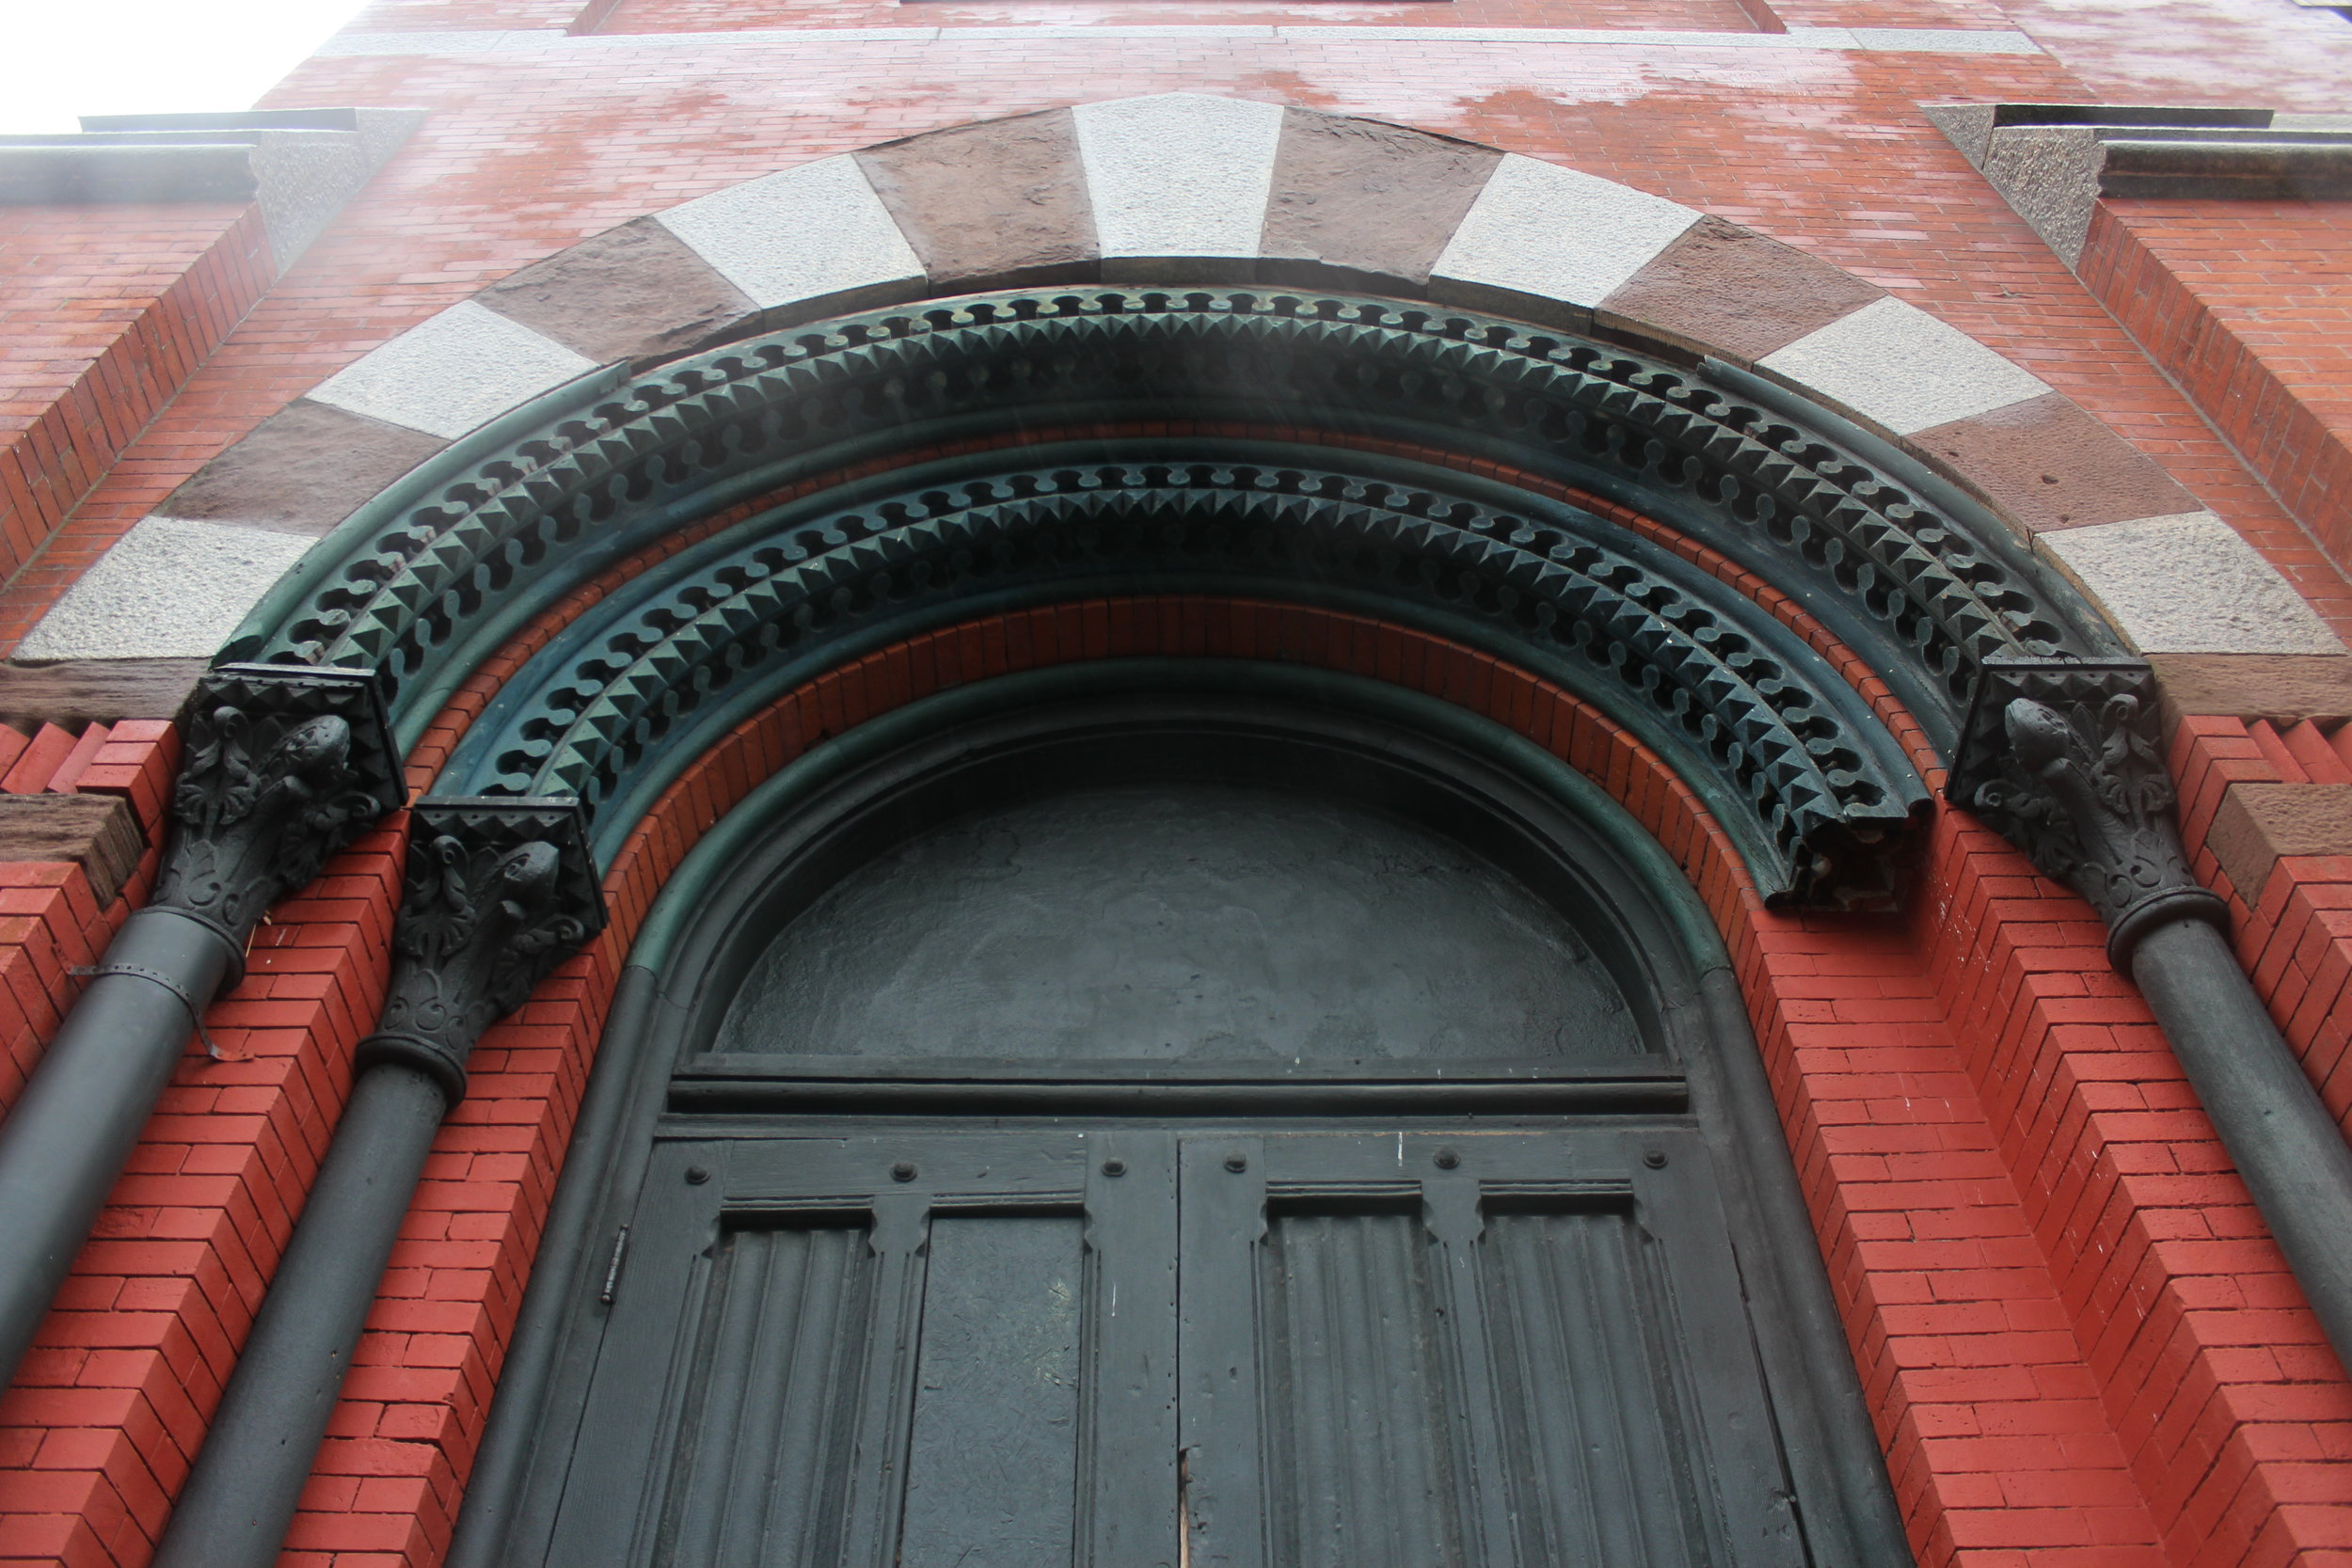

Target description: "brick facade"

left=1, top=0, right=2349, bottom=1563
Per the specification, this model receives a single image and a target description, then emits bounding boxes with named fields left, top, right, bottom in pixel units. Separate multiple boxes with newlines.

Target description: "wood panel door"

left=542, top=1125, right=1805, bottom=1568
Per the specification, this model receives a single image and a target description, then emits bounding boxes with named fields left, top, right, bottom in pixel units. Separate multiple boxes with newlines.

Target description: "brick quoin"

left=0, top=205, right=272, bottom=587
left=2076, top=200, right=2352, bottom=586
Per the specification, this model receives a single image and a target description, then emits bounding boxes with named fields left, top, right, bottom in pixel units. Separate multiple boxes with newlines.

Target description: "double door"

left=547, top=1123, right=1807, bottom=1568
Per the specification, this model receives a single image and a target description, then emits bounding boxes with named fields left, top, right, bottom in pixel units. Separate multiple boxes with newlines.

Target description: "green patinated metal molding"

left=216, top=287, right=2115, bottom=906
left=433, top=440, right=1927, bottom=905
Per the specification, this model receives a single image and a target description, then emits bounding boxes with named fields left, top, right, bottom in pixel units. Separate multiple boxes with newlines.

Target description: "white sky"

left=0, top=1, right=374, bottom=135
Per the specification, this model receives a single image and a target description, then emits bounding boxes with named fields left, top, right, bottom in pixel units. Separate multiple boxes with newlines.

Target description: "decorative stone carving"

left=354, top=798, right=604, bottom=1107
left=151, top=663, right=402, bottom=968
left=1947, top=655, right=2225, bottom=965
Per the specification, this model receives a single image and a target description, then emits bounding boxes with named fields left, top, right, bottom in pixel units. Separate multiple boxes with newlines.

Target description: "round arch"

left=32, top=92, right=2333, bottom=822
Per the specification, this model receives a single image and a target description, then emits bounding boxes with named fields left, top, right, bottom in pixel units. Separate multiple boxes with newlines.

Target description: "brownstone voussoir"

left=2152, top=653, right=2352, bottom=731
left=1596, top=215, right=1883, bottom=366
left=2209, top=781, right=2352, bottom=904
left=159, top=399, right=448, bottom=537
left=855, top=108, right=1100, bottom=292
left=477, top=215, right=758, bottom=367
left=0, top=658, right=207, bottom=732
left=0, top=794, right=144, bottom=908
left=1910, top=390, right=2201, bottom=535
left=1261, top=109, right=1500, bottom=291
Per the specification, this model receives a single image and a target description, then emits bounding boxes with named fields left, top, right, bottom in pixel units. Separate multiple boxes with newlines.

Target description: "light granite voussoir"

left=2040, top=511, right=2344, bottom=656
left=17, top=516, right=318, bottom=661
left=307, top=298, right=598, bottom=441
left=1757, top=296, right=2051, bottom=436
left=657, top=153, right=927, bottom=312
left=1073, top=95, right=1285, bottom=275
left=1429, top=154, right=1701, bottom=315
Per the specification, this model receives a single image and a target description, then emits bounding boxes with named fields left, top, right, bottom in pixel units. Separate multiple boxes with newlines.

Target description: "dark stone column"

left=0, top=664, right=400, bottom=1388
left=1951, top=655, right=2352, bottom=1375
left=154, top=797, right=602, bottom=1568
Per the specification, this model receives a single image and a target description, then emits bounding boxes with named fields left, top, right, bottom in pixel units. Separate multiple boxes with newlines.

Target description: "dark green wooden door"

left=546, top=1126, right=1804, bottom=1568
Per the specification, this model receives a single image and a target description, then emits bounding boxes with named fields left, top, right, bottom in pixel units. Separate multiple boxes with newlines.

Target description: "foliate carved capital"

left=152, top=664, right=402, bottom=973
left=355, top=798, right=604, bottom=1108
left=1948, top=656, right=2224, bottom=967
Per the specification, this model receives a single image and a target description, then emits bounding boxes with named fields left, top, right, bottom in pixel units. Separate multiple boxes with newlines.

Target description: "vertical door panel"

left=1479, top=1202, right=1708, bottom=1567
left=1082, top=1131, right=1182, bottom=1568
left=1178, top=1130, right=1810, bottom=1568
left=898, top=1213, right=1086, bottom=1568
left=666, top=1223, right=885, bottom=1568
left=1178, top=1135, right=1264, bottom=1568
left=543, top=1132, right=1178, bottom=1568
left=546, top=1140, right=732, bottom=1565
left=1258, top=1200, right=1470, bottom=1568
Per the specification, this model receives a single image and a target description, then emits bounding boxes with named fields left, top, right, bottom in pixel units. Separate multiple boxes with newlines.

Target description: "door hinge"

left=597, top=1225, right=630, bottom=1306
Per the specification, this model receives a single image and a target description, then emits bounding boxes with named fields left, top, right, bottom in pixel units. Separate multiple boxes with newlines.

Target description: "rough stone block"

left=1757, top=295, right=2051, bottom=436
left=0, top=799, right=142, bottom=907
left=159, top=399, right=447, bottom=536
left=1429, top=152, right=1699, bottom=322
left=14, top=516, right=315, bottom=661
left=1261, top=109, right=1499, bottom=288
left=477, top=215, right=756, bottom=366
left=0, top=795, right=143, bottom=909
left=654, top=153, right=926, bottom=315
left=307, top=299, right=598, bottom=441
left=857, top=109, right=1098, bottom=290
left=1911, top=391, right=2201, bottom=533
left=0, top=660, right=208, bottom=732
left=1073, top=94, right=1284, bottom=278
left=2040, top=511, right=2344, bottom=655
left=2209, top=782, right=2352, bottom=903
left=1597, top=215, right=1883, bottom=364
left=2149, top=653, right=2352, bottom=729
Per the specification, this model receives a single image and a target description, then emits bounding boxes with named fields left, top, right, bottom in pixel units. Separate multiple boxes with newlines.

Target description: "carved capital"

left=355, top=798, right=604, bottom=1108
left=152, top=664, right=402, bottom=974
left=1948, top=656, right=2225, bottom=966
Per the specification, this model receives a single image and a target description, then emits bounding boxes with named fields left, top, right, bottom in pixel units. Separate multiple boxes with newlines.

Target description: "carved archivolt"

left=210, top=289, right=2116, bottom=903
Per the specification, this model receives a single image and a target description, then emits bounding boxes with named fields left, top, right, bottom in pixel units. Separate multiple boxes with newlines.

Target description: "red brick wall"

left=0, top=721, right=178, bottom=1121
left=587, top=0, right=1768, bottom=37
left=0, top=205, right=272, bottom=590
left=2077, top=200, right=2352, bottom=589
left=6, top=584, right=2347, bottom=1567
left=9, top=23, right=2351, bottom=650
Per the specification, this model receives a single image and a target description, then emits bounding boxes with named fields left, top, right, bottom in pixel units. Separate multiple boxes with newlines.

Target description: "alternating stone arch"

left=18, top=93, right=2339, bottom=912
left=28, top=93, right=2330, bottom=676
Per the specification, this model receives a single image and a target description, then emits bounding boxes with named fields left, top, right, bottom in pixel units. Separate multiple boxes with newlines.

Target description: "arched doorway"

left=497, top=673, right=1888, bottom=1567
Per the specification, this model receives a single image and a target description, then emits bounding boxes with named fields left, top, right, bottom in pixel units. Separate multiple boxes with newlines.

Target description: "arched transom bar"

left=430, top=441, right=1930, bottom=905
